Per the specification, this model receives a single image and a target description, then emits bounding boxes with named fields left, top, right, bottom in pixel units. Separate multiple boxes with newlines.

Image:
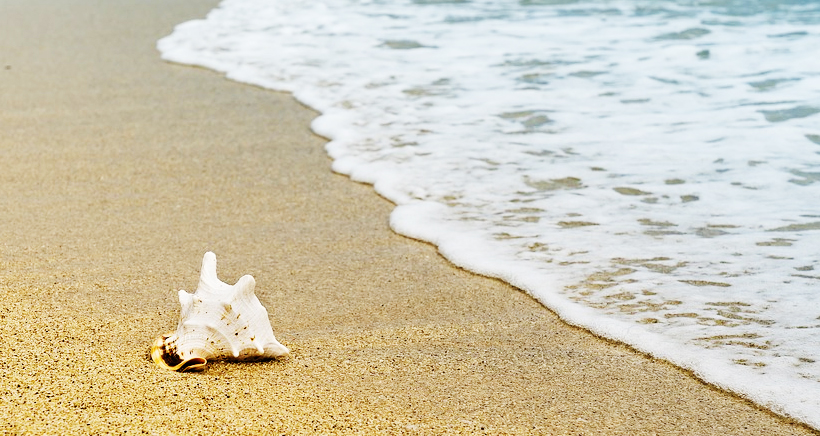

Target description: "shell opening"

left=150, top=335, right=208, bottom=372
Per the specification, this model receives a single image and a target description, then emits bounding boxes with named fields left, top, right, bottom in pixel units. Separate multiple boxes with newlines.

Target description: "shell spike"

left=177, top=290, right=194, bottom=318
left=197, top=251, right=222, bottom=295
left=265, top=340, right=289, bottom=357
left=233, top=275, right=256, bottom=300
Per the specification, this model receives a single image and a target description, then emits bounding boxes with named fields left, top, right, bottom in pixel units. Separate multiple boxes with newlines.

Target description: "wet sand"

left=0, top=0, right=816, bottom=434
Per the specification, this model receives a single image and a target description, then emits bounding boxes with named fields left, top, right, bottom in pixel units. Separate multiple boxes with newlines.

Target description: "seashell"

left=151, top=252, right=289, bottom=372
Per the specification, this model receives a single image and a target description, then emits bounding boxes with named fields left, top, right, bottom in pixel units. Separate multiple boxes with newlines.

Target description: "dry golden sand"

left=0, top=0, right=816, bottom=434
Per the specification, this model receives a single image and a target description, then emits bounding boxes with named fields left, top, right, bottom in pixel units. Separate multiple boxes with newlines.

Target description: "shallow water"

left=159, top=0, right=820, bottom=427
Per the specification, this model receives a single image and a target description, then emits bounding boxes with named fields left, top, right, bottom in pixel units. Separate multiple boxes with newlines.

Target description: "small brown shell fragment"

left=150, top=252, right=289, bottom=372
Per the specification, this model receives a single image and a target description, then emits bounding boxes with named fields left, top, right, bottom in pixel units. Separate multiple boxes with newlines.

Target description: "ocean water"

left=159, top=0, right=820, bottom=427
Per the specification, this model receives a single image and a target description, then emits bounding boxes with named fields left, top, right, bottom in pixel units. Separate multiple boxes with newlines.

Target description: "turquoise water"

left=160, top=0, right=820, bottom=427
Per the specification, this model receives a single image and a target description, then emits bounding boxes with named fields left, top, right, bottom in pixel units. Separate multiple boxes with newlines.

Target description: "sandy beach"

left=0, top=0, right=816, bottom=434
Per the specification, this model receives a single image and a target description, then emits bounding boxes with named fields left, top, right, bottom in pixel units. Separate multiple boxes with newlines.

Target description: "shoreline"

left=0, top=0, right=817, bottom=434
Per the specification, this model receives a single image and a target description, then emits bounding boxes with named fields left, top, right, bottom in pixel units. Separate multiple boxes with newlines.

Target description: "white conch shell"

left=151, top=252, right=289, bottom=372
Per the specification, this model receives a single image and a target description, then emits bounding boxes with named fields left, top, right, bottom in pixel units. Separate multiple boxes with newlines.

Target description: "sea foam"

left=159, top=0, right=820, bottom=427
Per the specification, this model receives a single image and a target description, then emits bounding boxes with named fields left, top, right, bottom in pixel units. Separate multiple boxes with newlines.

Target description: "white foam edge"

left=390, top=200, right=820, bottom=429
